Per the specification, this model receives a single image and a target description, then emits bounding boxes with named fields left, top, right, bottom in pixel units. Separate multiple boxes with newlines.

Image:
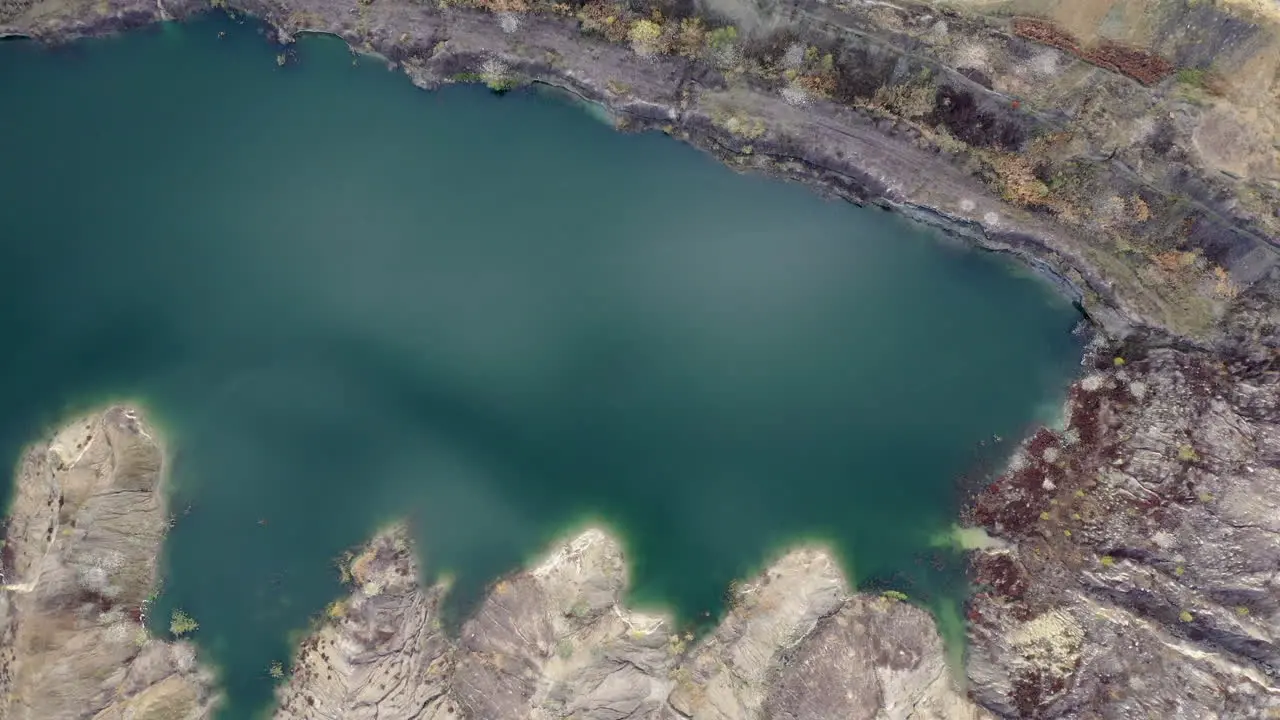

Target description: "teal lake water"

left=0, top=16, right=1082, bottom=717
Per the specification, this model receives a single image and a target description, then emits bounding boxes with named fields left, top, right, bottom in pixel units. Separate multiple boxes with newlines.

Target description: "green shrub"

left=707, top=26, right=738, bottom=51
left=170, top=609, right=199, bottom=637
left=1175, top=68, right=1208, bottom=88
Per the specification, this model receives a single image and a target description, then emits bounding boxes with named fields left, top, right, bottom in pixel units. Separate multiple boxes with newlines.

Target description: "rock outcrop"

left=273, top=525, right=984, bottom=720
left=966, top=281, right=1280, bottom=718
left=0, top=407, right=219, bottom=720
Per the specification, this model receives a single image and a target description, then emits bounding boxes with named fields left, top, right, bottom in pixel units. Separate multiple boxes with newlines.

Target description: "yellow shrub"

left=629, top=18, right=664, bottom=56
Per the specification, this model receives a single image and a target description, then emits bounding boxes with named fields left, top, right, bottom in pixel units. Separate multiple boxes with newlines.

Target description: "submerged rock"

left=0, top=407, right=219, bottom=720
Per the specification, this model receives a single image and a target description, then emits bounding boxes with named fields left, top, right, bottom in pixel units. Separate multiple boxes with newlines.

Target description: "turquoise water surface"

left=0, top=16, right=1082, bottom=716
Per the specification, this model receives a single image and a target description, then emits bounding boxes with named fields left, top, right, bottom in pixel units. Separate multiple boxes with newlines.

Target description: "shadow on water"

left=0, top=15, right=1084, bottom=717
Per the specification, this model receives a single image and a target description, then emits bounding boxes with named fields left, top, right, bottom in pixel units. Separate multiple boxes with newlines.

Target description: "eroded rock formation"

left=273, top=525, right=983, bottom=720
left=0, top=335, right=1276, bottom=720
left=0, top=408, right=219, bottom=720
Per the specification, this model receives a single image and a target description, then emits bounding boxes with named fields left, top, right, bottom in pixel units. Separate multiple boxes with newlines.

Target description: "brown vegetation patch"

left=972, top=552, right=1030, bottom=601
left=971, top=428, right=1065, bottom=536
left=970, top=355, right=1143, bottom=540
left=1089, top=42, right=1174, bottom=85
left=671, top=17, right=706, bottom=59
left=1066, top=377, right=1129, bottom=449
left=796, top=72, right=838, bottom=98
left=1012, top=18, right=1173, bottom=85
left=990, top=152, right=1049, bottom=206
left=873, top=82, right=937, bottom=121
left=1012, top=667, right=1071, bottom=718
left=576, top=1, right=630, bottom=43
left=928, top=85, right=1024, bottom=150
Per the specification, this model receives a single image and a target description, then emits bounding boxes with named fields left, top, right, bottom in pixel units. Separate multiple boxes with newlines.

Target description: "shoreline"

left=0, top=405, right=972, bottom=718
left=268, top=513, right=978, bottom=720
left=0, top=15, right=1098, bottom=319
left=0, top=5, right=1195, bottom=342
left=0, top=12, right=1097, bottom=323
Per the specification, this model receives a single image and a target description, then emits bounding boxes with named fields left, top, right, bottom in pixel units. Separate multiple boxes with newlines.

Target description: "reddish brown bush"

left=1012, top=18, right=1173, bottom=85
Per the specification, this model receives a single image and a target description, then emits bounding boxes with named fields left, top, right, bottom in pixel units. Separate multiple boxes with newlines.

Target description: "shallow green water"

left=0, top=16, right=1081, bottom=717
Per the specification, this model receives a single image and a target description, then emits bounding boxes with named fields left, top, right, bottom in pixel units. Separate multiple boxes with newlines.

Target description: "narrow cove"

left=0, top=16, right=1083, bottom=717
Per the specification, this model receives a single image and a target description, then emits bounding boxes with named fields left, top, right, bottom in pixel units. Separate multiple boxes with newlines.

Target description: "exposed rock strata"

left=272, top=525, right=985, bottom=720
left=0, top=407, right=219, bottom=720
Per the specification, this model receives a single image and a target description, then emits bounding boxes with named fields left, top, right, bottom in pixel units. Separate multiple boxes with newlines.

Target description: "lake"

left=0, top=15, right=1082, bottom=717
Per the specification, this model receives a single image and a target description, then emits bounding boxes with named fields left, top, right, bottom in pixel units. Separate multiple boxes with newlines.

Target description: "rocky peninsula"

left=0, top=0, right=1277, bottom=717
left=0, top=408, right=218, bottom=719
left=272, top=524, right=983, bottom=719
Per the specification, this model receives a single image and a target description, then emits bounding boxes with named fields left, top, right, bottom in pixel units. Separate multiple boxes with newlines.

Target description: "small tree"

left=479, top=58, right=516, bottom=93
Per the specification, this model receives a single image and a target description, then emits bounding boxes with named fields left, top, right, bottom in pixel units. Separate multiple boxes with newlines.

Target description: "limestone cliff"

left=4, top=365, right=1277, bottom=720
left=272, top=525, right=984, bottom=720
left=0, top=412, right=986, bottom=720
left=0, top=408, right=219, bottom=720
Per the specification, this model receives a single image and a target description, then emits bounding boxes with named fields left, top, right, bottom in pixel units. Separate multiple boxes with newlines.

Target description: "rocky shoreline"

left=0, top=408, right=219, bottom=720
left=1, top=0, right=1278, bottom=717
left=271, top=523, right=984, bottom=719
left=1, top=356, right=1276, bottom=719
left=4, top=0, right=1277, bottom=341
left=963, top=317, right=1280, bottom=718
